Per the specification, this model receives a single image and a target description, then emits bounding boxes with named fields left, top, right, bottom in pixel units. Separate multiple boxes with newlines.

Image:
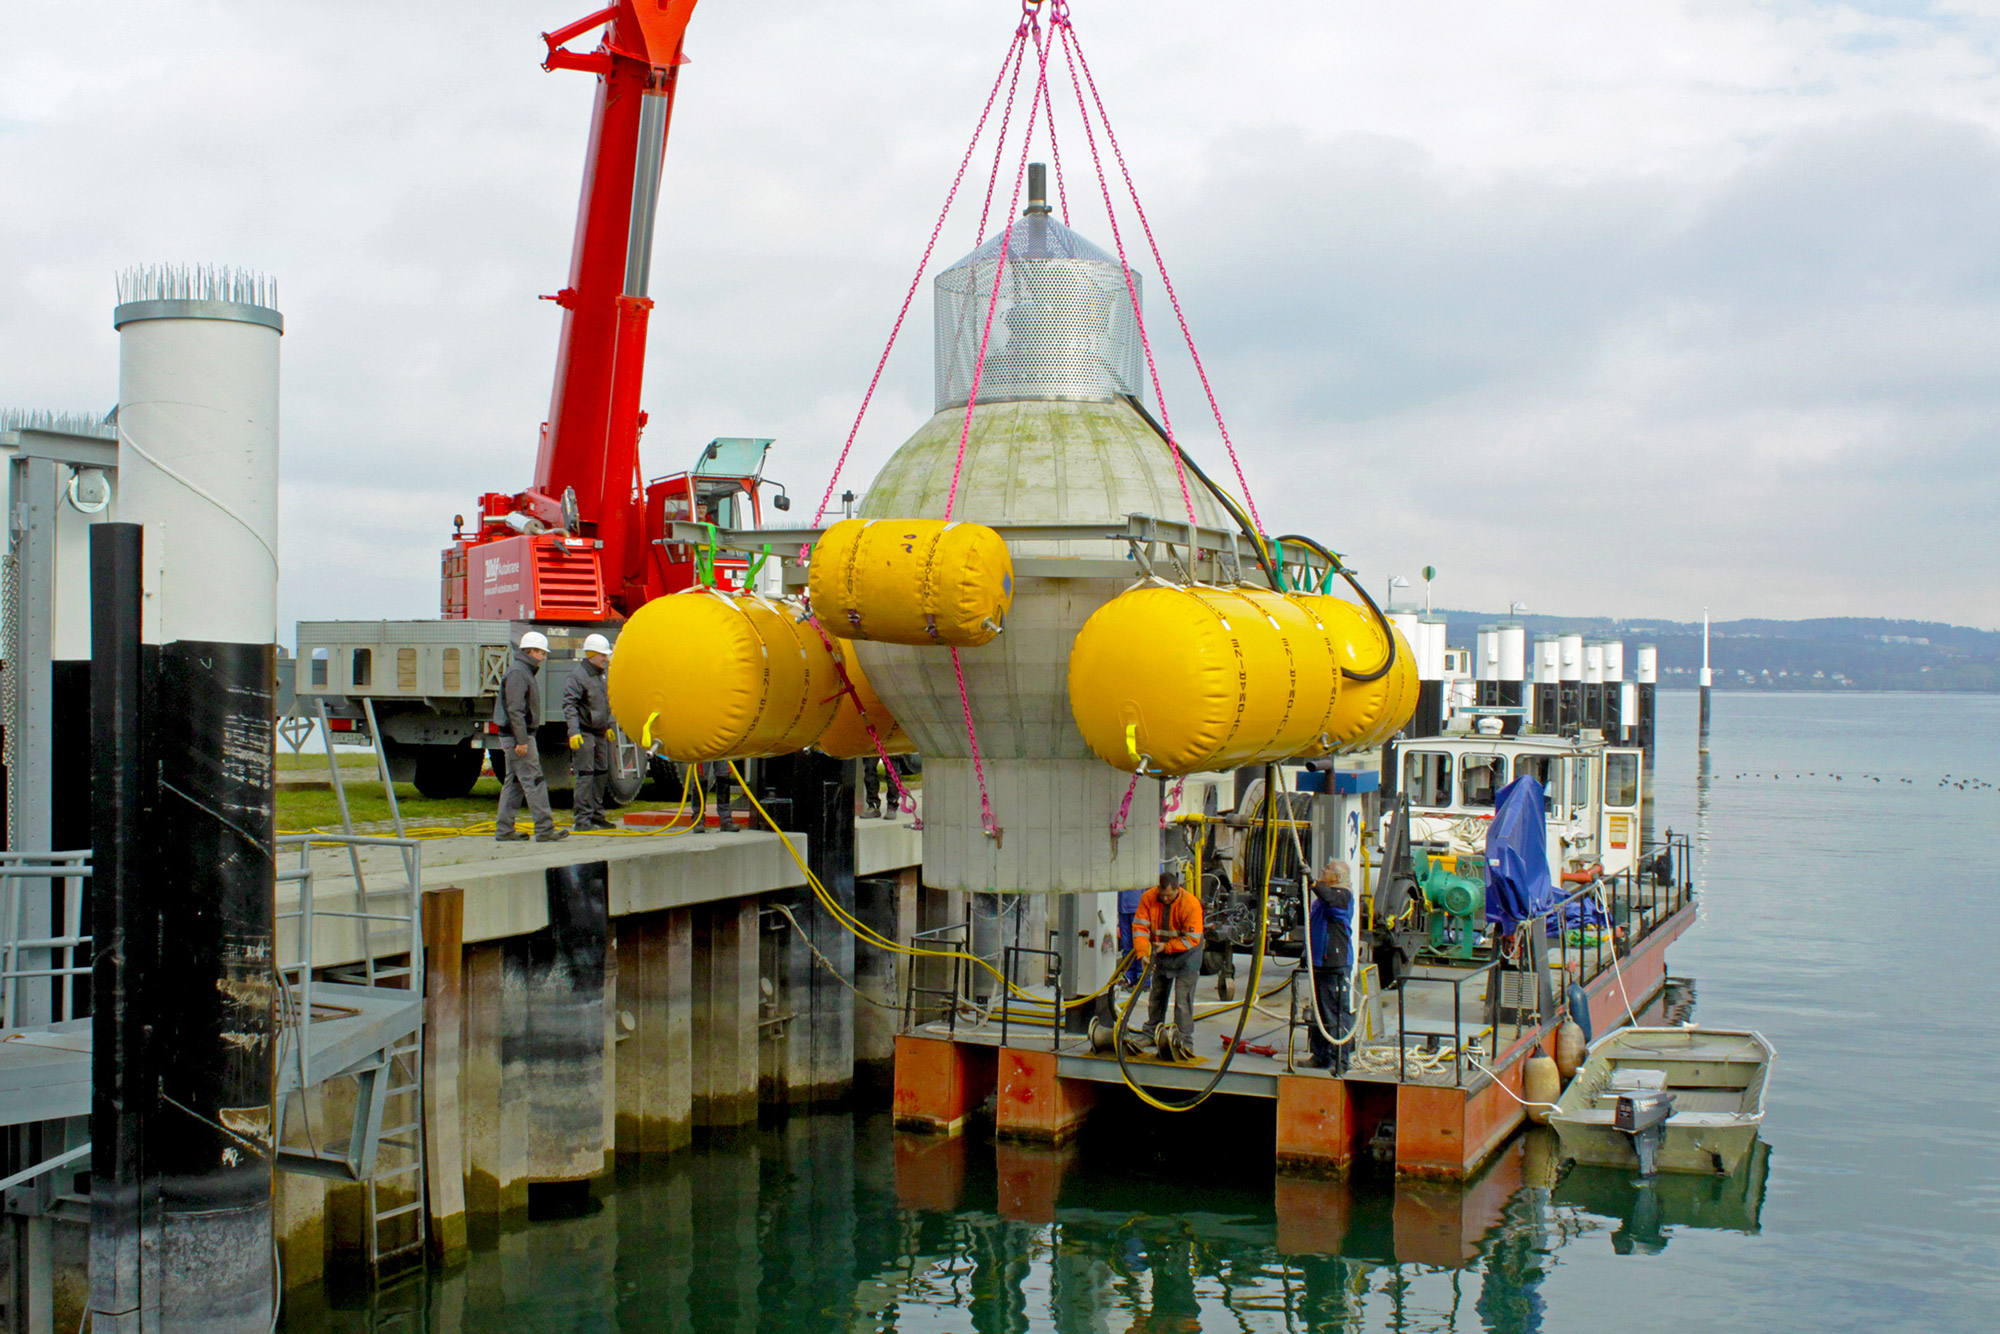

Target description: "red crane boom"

left=443, top=1, right=712, bottom=623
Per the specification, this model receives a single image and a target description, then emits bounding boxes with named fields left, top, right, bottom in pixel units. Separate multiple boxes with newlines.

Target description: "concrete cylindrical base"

left=919, top=758, right=1159, bottom=893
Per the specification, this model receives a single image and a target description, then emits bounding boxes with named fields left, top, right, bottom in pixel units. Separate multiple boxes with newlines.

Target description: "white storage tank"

left=1499, top=623, right=1528, bottom=684
left=1476, top=625, right=1500, bottom=682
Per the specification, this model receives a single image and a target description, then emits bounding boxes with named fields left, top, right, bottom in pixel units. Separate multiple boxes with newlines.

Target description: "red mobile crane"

left=296, top=2, right=785, bottom=802
left=441, top=0, right=781, bottom=623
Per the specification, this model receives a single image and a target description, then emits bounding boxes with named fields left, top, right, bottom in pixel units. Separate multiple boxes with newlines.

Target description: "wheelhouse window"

left=1460, top=755, right=1505, bottom=808
left=1568, top=756, right=1593, bottom=816
left=1604, top=752, right=1639, bottom=809
left=1514, top=753, right=1562, bottom=813
left=351, top=648, right=372, bottom=689
left=1404, top=751, right=1452, bottom=808
left=309, top=647, right=329, bottom=688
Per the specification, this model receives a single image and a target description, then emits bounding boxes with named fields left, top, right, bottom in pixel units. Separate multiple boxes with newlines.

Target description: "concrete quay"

left=271, top=816, right=925, bottom=1291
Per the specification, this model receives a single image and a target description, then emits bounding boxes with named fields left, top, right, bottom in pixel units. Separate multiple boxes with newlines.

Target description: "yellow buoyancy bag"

left=813, top=638, right=915, bottom=759
left=1068, top=583, right=1346, bottom=775
left=808, top=517, right=1013, bottom=647
left=1299, top=594, right=1420, bottom=750
left=608, top=589, right=840, bottom=763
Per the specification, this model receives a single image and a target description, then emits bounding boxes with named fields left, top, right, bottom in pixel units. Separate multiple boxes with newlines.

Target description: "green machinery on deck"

left=1414, top=852, right=1487, bottom=960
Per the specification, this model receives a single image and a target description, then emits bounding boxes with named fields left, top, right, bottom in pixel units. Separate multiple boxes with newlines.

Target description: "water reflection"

left=284, top=1107, right=1770, bottom=1334
left=1554, top=1141, right=1770, bottom=1257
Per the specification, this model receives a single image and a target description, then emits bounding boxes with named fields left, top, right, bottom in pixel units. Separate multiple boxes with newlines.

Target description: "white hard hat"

left=518, top=631, right=550, bottom=652
left=581, top=633, right=613, bottom=656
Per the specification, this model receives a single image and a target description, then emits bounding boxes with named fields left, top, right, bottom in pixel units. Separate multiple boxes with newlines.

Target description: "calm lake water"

left=287, top=691, right=2000, bottom=1333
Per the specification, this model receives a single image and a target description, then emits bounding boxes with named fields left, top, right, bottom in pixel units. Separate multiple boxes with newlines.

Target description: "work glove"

left=569, top=734, right=583, bottom=751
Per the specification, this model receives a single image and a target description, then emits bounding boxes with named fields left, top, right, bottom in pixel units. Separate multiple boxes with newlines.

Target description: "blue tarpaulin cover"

left=1485, top=776, right=1556, bottom=935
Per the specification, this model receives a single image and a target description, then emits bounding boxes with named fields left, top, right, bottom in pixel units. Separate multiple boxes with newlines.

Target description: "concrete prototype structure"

left=853, top=187, right=1230, bottom=998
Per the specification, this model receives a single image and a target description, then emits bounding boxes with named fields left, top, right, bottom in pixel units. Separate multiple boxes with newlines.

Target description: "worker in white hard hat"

left=564, top=632, right=618, bottom=832
left=494, top=631, right=566, bottom=843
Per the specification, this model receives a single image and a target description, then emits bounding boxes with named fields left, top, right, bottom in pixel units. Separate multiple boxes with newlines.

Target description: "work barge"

left=891, top=843, right=1696, bottom=1179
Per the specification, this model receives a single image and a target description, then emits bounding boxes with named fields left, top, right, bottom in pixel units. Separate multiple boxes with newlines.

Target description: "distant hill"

left=1418, top=612, right=2000, bottom=693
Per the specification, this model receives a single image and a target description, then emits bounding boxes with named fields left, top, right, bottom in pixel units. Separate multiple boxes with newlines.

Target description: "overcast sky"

left=4, top=0, right=1997, bottom=633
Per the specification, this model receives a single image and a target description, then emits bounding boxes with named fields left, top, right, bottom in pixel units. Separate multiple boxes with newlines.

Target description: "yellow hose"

left=1109, top=766, right=1280, bottom=1113
left=280, top=755, right=707, bottom=843
left=725, top=762, right=1126, bottom=1013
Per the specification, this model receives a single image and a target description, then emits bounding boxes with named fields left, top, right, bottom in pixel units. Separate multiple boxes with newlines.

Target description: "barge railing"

left=903, top=921, right=971, bottom=1036
left=1381, top=837, right=1696, bottom=1087
left=998, top=945, right=1064, bottom=1053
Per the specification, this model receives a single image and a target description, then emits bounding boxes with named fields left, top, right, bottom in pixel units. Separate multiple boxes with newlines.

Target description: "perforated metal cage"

left=934, top=213, right=1145, bottom=412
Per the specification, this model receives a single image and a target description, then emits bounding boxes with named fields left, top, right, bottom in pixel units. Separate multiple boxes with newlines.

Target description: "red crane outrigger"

left=442, top=1, right=773, bottom=622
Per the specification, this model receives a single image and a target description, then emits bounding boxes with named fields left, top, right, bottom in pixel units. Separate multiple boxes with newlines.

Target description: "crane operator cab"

left=645, top=437, right=787, bottom=598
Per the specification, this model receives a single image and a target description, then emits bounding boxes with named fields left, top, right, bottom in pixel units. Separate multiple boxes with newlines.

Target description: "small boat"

left=1549, top=1027, right=1773, bottom=1175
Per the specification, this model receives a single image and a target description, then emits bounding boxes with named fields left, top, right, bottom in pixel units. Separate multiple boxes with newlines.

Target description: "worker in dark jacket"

left=1133, top=870, right=1204, bottom=1061
left=1304, top=861, right=1355, bottom=1073
left=564, top=633, right=616, bottom=832
left=495, top=631, right=566, bottom=843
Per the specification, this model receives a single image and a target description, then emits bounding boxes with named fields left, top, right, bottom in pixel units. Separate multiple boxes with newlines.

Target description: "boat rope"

left=1595, top=886, right=1643, bottom=1029
left=949, top=645, right=1000, bottom=842
left=1110, top=770, right=1141, bottom=838
left=1464, top=1054, right=1563, bottom=1114
left=930, top=3, right=1062, bottom=842
left=1031, top=19, right=1070, bottom=223
left=766, top=901, right=905, bottom=1010
left=728, top=760, right=1131, bottom=1012
left=944, top=7, right=1050, bottom=521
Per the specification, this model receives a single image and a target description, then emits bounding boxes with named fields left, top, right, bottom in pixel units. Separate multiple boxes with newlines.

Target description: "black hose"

left=1120, top=394, right=1283, bottom=593
left=1116, top=396, right=1397, bottom=682
left=1273, top=532, right=1400, bottom=683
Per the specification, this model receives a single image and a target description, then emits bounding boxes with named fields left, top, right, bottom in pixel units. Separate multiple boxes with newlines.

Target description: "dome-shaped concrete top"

left=860, top=399, right=1226, bottom=558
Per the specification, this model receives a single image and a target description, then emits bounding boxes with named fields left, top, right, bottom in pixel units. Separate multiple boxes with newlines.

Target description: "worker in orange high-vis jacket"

left=1133, top=869, right=1204, bottom=1061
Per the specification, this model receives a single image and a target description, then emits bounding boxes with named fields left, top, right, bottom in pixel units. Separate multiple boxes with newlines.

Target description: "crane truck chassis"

left=293, top=620, right=650, bottom=802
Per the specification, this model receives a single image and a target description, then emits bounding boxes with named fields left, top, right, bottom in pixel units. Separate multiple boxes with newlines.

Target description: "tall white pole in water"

left=1698, top=607, right=1712, bottom=754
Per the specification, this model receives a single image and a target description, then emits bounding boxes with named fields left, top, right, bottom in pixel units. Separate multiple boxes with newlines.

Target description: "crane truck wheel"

left=412, top=743, right=486, bottom=800
left=640, top=755, right=681, bottom=802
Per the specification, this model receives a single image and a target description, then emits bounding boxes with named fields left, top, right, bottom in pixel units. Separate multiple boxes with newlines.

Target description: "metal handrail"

left=1392, top=963, right=1500, bottom=1087
left=998, top=945, right=1063, bottom=1053
left=276, top=866, right=318, bottom=1065
left=1383, top=840, right=1697, bottom=1088
left=275, top=832, right=423, bottom=995
left=0, top=851, right=91, bottom=1027
left=903, top=922, right=969, bottom=1037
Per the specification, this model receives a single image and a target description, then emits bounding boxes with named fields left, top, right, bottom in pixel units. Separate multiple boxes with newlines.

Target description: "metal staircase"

left=274, top=829, right=428, bottom=1275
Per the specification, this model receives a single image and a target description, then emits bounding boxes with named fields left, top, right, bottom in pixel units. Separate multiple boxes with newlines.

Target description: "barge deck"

left=893, top=877, right=1696, bottom=1180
